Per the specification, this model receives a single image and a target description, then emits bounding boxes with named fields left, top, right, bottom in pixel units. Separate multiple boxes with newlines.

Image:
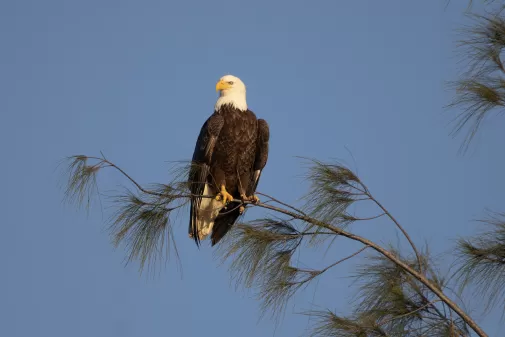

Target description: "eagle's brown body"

left=188, top=103, right=269, bottom=246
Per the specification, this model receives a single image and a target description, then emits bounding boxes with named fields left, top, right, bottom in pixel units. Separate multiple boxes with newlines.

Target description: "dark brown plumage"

left=188, top=101, right=269, bottom=247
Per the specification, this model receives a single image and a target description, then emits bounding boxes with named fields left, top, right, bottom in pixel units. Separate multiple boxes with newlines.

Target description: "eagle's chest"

left=218, top=110, right=257, bottom=147
left=211, top=109, right=257, bottom=173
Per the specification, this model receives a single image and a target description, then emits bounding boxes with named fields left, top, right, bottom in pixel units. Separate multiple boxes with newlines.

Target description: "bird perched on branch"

left=188, top=75, right=270, bottom=246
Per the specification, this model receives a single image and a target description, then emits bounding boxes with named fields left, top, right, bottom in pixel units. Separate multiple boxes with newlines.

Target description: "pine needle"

left=453, top=211, right=505, bottom=314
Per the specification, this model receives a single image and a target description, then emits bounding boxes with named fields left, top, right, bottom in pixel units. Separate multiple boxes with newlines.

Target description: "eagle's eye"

left=228, top=81, right=234, bottom=85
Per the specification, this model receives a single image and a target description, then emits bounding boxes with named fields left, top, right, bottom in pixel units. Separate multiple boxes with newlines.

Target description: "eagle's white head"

left=215, top=74, right=248, bottom=112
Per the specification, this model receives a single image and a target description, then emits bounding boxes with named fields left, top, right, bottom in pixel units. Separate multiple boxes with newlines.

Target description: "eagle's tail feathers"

left=211, top=202, right=242, bottom=246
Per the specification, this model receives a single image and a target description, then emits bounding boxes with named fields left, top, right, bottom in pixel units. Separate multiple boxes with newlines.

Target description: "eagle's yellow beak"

left=216, top=80, right=233, bottom=92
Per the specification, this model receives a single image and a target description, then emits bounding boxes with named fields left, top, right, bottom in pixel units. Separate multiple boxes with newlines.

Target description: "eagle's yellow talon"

left=241, top=194, right=260, bottom=203
left=239, top=205, right=245, bottom=214
left=217, top=185, right=233, bottom=205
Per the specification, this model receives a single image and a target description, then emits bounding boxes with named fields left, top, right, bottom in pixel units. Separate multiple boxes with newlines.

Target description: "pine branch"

left=61, top=155, right=191, bottom=273
left=61, top=155, right=487, bottom=337
left=218, top=160, right=484, bottom=336
left=349, top=247, right=469, bottom=336
left=107, top=188, right=186, bottom=272
left=215, top=218, right=320, bottom=320
left=302, top=158, right=367, bottom=229
left=63, top=155, right=101, bottom=210
left=248, top=188, right=485, bottom=335
left=303, top=158, right=424, bottom=274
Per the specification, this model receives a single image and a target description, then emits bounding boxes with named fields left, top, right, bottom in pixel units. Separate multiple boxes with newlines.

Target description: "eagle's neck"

left=215, top=91, right=247, bottom=111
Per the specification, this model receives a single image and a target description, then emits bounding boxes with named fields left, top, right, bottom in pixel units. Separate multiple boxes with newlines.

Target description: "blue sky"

left=2, top=0, right=505, bottom=336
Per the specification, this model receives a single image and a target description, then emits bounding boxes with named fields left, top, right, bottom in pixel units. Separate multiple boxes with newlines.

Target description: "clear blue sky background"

left=2, top=1, right=505, bottom=336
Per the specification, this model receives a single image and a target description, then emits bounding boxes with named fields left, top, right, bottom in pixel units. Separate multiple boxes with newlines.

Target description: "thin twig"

left=87, top=157, right=166, bottom=197
left=291, top=247, right=370, bottom=289
left=363, top=185, right=424, bottom=275
left=256, top=192, right=308, bottom=216
left=353, top=213, right=386, bottom=221
left=376, top=299, right=442, bottom=327
left=319, top=246, right=369, bottom=274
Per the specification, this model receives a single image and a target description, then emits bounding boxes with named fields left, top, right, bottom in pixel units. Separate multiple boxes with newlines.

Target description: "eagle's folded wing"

left=188, top=112, right=224, bottom=245
left=250, top=118, right=270, bottom=194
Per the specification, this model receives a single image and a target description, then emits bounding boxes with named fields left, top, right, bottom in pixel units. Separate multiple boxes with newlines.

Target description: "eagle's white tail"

left=195, top=184, right=224, bottom=240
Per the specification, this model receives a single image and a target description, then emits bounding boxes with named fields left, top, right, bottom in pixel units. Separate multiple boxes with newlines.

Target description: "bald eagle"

left=188, top=75, right=270, bottom=246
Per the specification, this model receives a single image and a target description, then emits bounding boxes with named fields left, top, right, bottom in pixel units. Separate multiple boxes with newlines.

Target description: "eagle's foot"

left=250, top=195, right=260, bottom=204
left=239, top=205, right=245, bottom=214
left=240, top=194, right=260, bottom=204
left=216, top=185, right=233, bottom=205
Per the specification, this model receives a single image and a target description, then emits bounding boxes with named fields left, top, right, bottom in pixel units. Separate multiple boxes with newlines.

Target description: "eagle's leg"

left=238, top=171, right=260, bottom=204
left=215, top=184, right=234, bottom=205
